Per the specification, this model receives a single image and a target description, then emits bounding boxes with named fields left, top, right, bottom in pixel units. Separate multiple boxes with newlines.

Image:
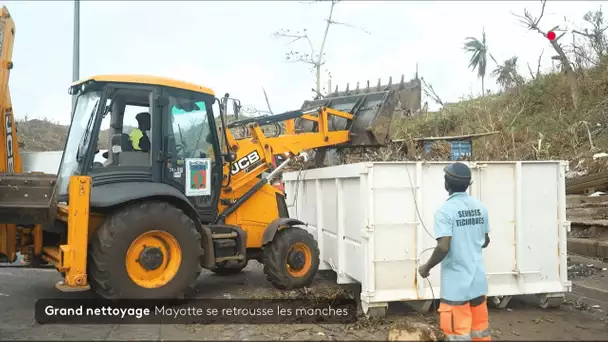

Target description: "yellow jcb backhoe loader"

left=0, top=6, right=397, bottom=298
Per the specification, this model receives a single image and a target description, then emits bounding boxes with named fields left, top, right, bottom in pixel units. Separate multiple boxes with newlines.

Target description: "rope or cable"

left=418, top=247, right=438, bottom=312
left=404, top=164, right=438, bottom=311
left=287, top=166, right=309, bottom=219
left=405, top=164, right=435, bottom=240
left=427, top=278, right=437, bottom=312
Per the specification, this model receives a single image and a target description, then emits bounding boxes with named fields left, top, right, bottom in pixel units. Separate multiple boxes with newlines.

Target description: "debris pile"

left=388, top=321, right=443, bottom=341
left=567, top=262, right=598, bottom=279
left=567, top=154, right=608, bottom=179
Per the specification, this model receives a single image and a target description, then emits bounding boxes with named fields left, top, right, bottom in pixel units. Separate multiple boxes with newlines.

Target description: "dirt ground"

left=0, top=262, right=607, bottom=341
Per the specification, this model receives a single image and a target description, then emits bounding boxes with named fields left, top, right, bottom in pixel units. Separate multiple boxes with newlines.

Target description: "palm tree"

left=492, top=56, right=524, bottom=90
left=463, top=28, right=496, bottom=96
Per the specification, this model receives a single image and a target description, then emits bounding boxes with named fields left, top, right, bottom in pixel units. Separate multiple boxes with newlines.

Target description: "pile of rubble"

left=567, top=152, right=608, bottom=179
left=567, top=261, right=599, bottom=280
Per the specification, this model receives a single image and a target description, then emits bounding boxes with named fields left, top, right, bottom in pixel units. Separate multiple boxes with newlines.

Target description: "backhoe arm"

left=0, top=6, right=20, bottom=174
left=220, top=89, right=397, bottom=195
left=0, top=6, right=23, bottom=263
left=221, top=107, right=353, bottom=193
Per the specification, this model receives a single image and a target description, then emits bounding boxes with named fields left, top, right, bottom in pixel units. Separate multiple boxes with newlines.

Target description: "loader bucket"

left=298, top=89, right=398, bottom=147
left=0, top=173, right=57, bottom=225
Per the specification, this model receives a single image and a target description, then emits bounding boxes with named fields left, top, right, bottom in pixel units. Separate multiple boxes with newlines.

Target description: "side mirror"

left=102, top=151, right=109, bottom=159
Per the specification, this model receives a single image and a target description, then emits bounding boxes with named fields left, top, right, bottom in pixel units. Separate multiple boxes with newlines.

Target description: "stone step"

left=568, top=201, right=608, bottom=209
left=568, top=207, right=608, bottom=220
left=568, top=220, right=608, bottom=241
left=567, top=194, right=608, bottom=206
left=568, top=219, right=608, bottom=229
left=568, top=238, right=608, bottom=259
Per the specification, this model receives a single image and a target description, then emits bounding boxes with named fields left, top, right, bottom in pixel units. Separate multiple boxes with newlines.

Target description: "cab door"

left=159, top=89, right=222, bottom=223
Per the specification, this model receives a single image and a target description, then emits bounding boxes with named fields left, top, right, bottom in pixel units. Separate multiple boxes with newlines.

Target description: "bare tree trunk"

left=481, top=76, right=485, bottom=97
left=550, top=39, right=580, bottom=109
left=514, top=0, right=579, bottom=109
left=276, top=1, right=369, bottom=97
left=566, top=69, right=580, bottom=109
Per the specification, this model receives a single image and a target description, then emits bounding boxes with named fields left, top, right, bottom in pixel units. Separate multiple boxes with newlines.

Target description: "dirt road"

left=0, top=262, right=606, bottom=341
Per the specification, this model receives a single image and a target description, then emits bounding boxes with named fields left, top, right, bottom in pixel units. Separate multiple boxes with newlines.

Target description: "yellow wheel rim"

left=125, top=230, right=182, bottom=288
left=285, top=242, right=312, bottom=277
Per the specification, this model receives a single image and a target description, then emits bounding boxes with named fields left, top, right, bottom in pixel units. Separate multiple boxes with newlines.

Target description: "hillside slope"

left=16, top=119, right=68, bottom=151
left=15, top=119, right=136, bottom=152
left=15, top=115, right=246, bottom=152
left=392, top=60, right=608, bottom=175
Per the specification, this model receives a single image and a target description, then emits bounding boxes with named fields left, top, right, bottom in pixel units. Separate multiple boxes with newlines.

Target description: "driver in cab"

left=130, top=112, right=151, bottom=152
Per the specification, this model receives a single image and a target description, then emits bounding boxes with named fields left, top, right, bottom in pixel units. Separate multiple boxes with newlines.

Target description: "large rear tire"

left=262, top=227, right=320, bottom=289
left=88, top=201, right=203, bottom=299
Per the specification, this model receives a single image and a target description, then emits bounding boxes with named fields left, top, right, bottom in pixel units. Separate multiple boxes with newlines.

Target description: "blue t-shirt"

left=434, top=192, right=489, bottom=302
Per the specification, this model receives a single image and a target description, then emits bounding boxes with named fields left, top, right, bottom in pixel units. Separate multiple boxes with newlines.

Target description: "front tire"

left=262, top=227, right=320, bottom=289
left=88, top=201, right=203, bottom=299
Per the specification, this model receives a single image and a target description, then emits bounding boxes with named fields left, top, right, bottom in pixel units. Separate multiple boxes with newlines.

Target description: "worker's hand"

left=418, top=263, right=430, bottom=278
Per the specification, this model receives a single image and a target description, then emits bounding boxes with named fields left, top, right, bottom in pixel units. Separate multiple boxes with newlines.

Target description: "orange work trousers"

left=437, top=296, right=490, bottom=341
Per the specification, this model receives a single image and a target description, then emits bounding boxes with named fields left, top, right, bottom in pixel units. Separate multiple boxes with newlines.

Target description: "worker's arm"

left=424, top=236, right=451, bottom=271
left=418, top=210, right=452, bottom=278
left=482, top=209, right=490, bottom=249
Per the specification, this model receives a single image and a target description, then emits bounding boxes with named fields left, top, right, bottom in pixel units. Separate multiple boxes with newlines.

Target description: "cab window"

left=169, top=100, right=214, bottom=160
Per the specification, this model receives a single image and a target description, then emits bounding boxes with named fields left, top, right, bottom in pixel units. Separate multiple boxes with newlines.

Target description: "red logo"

left=192, top=170, right=207, bottom=189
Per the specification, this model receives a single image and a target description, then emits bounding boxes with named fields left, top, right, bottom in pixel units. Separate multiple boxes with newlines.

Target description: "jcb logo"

left=5, top=111, right=13, bottom=173
left=231, top=151, right=261, bottom=175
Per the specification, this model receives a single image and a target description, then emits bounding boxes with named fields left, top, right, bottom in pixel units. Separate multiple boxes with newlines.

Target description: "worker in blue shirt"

left=418, top=162, right=491, bottom=341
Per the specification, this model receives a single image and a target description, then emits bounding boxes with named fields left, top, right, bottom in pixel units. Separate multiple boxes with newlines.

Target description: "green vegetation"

left=393, top=62, right=608, bottom=162
left=463, top=28, right=496, bottom=97
left=393, top=3, right=608, bottom=172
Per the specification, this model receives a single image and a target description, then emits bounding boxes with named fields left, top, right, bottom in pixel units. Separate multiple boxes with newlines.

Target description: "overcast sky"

left=6, top=0, right=607, bottom=125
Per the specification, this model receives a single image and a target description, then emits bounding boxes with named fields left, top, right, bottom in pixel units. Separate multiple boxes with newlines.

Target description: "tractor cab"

left=57, top=75, right=235, bottom=222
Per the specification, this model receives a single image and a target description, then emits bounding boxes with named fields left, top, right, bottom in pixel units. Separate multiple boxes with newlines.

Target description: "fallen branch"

left=527, top=49, right=544, bottom=80
left=507, top=102, right=526, bottom=128
left=420, top=77, right=445, bottom=107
